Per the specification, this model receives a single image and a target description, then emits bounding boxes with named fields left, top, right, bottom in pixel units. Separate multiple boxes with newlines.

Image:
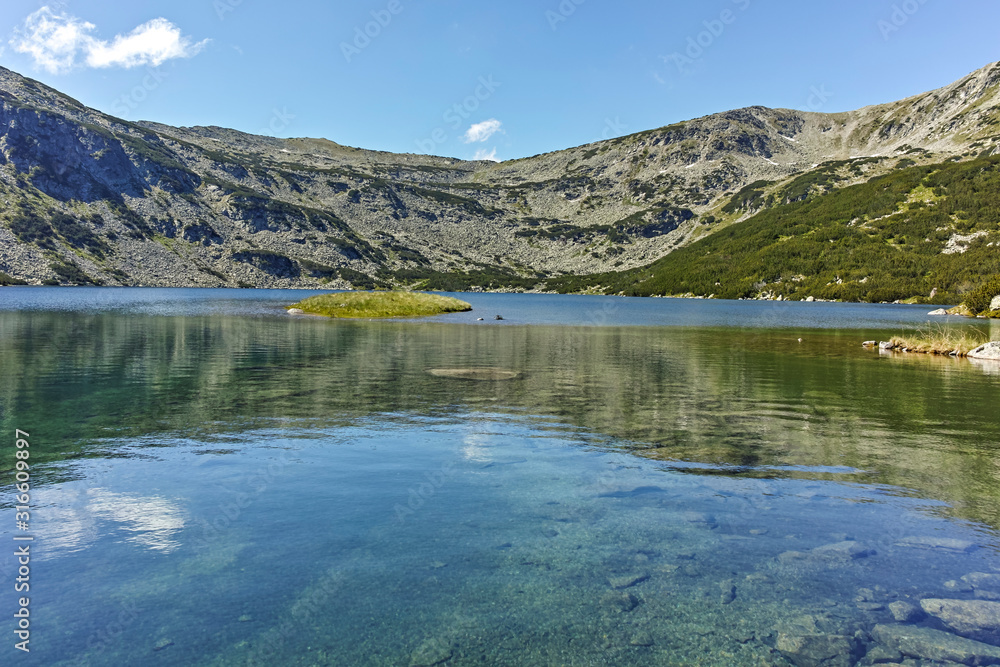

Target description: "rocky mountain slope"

left=1, top=61, right=999, bottom=288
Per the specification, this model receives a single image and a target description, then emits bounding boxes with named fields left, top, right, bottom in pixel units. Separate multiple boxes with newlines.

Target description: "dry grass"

left=289, top=291, right=472, bottom=319
left=889, top=325, right=990, bottom=356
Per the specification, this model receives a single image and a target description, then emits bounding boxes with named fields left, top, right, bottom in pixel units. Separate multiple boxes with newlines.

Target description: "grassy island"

left=288, top=291, right=472, bottom=319
left=886, top=329, right=989, bottom=356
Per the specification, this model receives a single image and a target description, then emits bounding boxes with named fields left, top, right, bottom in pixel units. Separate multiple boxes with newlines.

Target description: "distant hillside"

left=0, top=61, right=999, bottom=290
left=549, top=155, right=1000, bottom=304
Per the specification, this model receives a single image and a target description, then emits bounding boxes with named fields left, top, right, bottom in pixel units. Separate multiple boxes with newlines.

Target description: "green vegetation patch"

left=962, top=274, right=1000, bottom=316
left=0, top=272, right=28, bottom=286
left=289, top=291, right=472, bottom=319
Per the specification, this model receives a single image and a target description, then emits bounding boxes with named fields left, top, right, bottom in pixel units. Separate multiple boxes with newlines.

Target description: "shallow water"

left=1, top=289, right=998, bottom=666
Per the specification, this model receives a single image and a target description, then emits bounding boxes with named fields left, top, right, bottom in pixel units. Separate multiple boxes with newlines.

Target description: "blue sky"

left=0, top=0, right=997, bottom=161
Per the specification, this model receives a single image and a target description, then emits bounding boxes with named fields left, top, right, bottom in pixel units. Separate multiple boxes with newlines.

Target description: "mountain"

left=1, top=62, right=999, bottom=290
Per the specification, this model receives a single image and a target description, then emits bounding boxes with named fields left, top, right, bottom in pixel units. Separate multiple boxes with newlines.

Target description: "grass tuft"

left=888, top=325, right=990, bottom=356
left=289, top=291, right=472, bottom=319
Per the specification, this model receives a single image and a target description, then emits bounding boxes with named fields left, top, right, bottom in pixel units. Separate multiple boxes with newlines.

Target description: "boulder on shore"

left=968, top=341, right=1000, bottom=360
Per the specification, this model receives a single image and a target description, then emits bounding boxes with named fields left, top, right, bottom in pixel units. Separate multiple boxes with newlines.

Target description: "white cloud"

left=473, top=147, right=499, bottom=162
left=463, top=118, right=502, bottom=143
left=10, top=6, right=208, bottom=74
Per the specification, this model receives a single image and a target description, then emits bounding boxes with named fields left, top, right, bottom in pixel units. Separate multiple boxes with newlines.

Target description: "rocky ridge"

left=1, top=61, right=999, bottom=288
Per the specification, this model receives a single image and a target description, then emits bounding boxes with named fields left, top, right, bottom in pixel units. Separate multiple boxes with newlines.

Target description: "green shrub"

left=963, top=275, right=1000, bottom=314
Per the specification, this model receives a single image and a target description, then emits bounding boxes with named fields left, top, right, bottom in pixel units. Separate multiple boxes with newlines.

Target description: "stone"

left=153, top=638, right=174, bottom=652
left=963, top=573, right=1000, bottom=590
left=609, top=573, right=649, bottom=590
left=805, top=296, right=816, bottom=302
left=683, top=511, right=718, bottom=528
left=871, top=623, right=1000, bottom=665
left=409, top=639, right=453, bottom=666
left=779, top=550, right=809, bottom=562
left=720, top=579, right=737, bottom=604
left=287, top=307, right=304, bottom=314
left=863, top=340, right=877, bottom=347
left=928, top=308, right=950, bottom=316
left=603, top=591, right=640, bottom=612
left=920, top=599, right=1000, bottom=644
left=946, top=580, right=977, bottom=593
left=776, top=632, right=856, bottom=667
left=629, top=631, right=654, bottom=647
left=969, top=342, right=1000, bottom=361
left=811, top=541, right=876, bottom=561
left=889, top=601, right=924, bottom=623
left=991, top=295, right=1000, bottom=312
left=860, top=643, right=903, bottom=664
left=895, top=536, right=977, bottom=553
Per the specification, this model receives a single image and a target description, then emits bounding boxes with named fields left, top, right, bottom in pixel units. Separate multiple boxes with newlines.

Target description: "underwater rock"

left=683, top=511, right=718, bottom=527
left=602, top=591, right=640, bottom=612
left=409, top=639, right=453, bottom=666
left=609, top=573, right=649, bottom=590
left=946, top=580, right=977, bottom=593
left=779, top=541, right=874, bottom=564
left=895, top=536, right=977, bottom=553
left=153, top=638, right=174, bottom=652
left=919, top=599, right=1000, bottom=644
left=776, top=632, right=857, bottom=667
left=963, top=573, right=1000, bottom=591
left=871, top=623, right=1000, bottom=665
left=810, top=541, right=876, bottom=561
left=888, top=601, right=924, bottom=623
left=720, top=579, right=737, bottom=604
left=859, top=643, right=903, bottom=664
left=629, top=631, right=654, bottom=647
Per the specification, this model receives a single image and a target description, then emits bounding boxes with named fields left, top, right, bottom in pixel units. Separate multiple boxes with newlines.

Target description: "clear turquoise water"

left=1, top=289, right=999, bottom=666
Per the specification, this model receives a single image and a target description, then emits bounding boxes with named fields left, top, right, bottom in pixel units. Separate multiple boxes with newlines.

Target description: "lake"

left=1, top=288, right=999, bottom=666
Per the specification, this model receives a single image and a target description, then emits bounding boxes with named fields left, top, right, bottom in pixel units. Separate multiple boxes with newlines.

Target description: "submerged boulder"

left=776, top=633, right=857, bottom=667
left=871, top=623, right=1000, bottom=665
left=919, top=599, right=1000, bottom=644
